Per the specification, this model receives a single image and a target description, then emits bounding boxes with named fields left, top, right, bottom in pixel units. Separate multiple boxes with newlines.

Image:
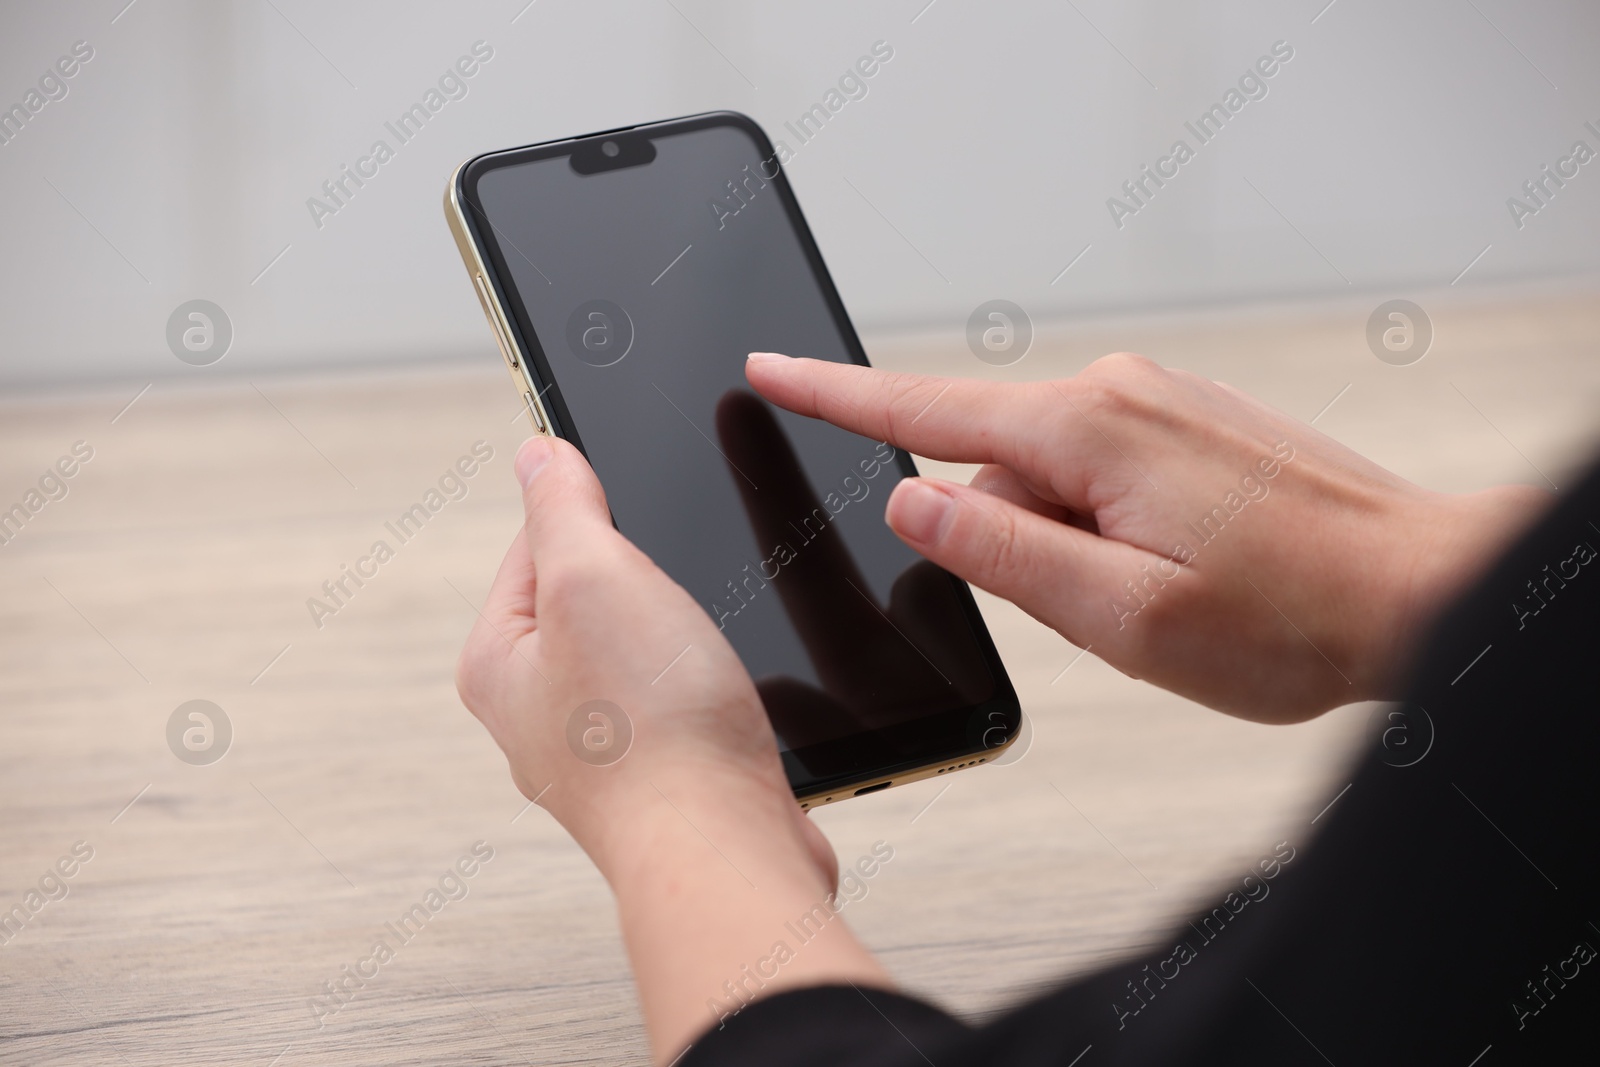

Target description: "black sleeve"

left=683, top=458, right=1600, bottom=1066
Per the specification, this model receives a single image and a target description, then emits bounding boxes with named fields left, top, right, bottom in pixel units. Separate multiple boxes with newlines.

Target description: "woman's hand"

left=747, top=351, right=1548, bottom=722
left=454, top=433, right=791, bottom=868
left=455, top=435, right=890, bottom=1063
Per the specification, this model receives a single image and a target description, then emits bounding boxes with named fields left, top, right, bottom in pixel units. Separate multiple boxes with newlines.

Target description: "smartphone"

left=445, top=111, right=1020, bottom=806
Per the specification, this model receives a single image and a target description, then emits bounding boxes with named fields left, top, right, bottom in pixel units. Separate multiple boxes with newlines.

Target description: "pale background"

left=0, top=0, right=1598, bottom=385
left=3, top=2, right=1599, bottom=1065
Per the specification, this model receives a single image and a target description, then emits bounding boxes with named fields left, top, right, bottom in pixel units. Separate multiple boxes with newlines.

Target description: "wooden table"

left=3, top=286, right=1597, bottom=1065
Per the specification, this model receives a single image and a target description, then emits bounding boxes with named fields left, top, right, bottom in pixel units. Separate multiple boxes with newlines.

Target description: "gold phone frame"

left=443, top=154, right=1018, bottom=809
left=444, top=162, right=553, bottom=437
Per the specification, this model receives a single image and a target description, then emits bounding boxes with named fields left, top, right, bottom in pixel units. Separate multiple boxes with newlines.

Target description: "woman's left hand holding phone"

left=455, top=435, right=893, bottom=1064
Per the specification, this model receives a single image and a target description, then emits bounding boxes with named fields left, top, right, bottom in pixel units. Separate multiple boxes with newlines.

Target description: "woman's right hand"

left=747, top=351, right=1548, bottom=722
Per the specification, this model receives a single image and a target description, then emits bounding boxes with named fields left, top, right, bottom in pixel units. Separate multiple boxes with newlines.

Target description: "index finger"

left=745, top=353, right=1053, bottom=473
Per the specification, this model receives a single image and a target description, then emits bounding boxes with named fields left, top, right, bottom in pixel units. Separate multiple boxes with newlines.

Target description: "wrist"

left=577, top=760, right=890, bottom=1063
left=1370, top=483, right=1553, bottom=698
left=558, top=757, right=823, bottom=896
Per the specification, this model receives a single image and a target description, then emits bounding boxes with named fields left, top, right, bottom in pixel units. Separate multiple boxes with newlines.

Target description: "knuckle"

left=454, top=638, right=494, bottom=715
left=879, top=375, right=926, bottom=441
left=539, top=536, right=647, bottom=612
left=973, top=503, right=1031, bottom=589
left=1138, top=570, right=1194, bottom=630
left=1122, top=557, right=1203, bottom=641
left=882, top=374, right=948, bottom=440
left=872, top=378, right=905, bottom=443
left=1091, top=351, right=1159, bottom=376
left=1071, top=353, right=1165, bottom=419
left=538, top=557, right=609, bottom=608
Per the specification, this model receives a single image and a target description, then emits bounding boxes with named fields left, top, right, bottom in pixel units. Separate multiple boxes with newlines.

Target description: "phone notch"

left=569, top=132, right=656, bottom=175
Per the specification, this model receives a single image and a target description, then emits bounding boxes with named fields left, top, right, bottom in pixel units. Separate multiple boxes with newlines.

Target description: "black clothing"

left=685, top=460, right=1600, bottom=1065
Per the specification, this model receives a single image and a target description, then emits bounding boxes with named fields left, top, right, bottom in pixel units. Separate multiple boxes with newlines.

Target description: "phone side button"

left=522, top=390, right=550, bottom=435
left=474, top=274, right=519, bottom=369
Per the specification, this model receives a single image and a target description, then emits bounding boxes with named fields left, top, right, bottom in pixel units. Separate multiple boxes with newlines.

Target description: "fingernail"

left=887, top=479, right=955, bottom=545
left=515, top=436, right=554, bottom=488
left=747, top=352, right=791, bottom=363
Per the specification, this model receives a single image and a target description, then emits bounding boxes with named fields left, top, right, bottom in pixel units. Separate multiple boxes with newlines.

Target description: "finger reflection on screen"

left=714, top=388, right=992, bottom=753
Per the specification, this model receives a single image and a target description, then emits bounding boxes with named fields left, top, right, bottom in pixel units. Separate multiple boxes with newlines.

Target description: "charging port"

left=853, top=781, right=892, bottom=796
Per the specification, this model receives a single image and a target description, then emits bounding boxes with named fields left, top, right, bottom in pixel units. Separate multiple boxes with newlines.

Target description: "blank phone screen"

left=464, top=114, right=1010, bottom=787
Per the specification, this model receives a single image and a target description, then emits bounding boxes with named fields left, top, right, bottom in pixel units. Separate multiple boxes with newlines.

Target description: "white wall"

left=1, top=0, right=1596, bottom=386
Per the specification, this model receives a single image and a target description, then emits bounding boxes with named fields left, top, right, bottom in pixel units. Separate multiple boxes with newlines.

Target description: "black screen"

left=465, top=114, right=1011, bottom=785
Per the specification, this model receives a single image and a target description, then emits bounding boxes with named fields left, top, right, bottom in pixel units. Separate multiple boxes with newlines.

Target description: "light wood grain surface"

left=3, top=286, right=1598, bottom=1065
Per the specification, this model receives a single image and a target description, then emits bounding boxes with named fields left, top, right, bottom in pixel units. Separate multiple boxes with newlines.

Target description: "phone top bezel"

left=452, top=110, right=1022, bottom=798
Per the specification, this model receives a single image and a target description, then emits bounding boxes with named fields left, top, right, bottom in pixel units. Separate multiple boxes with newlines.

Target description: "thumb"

left=515, top=436, right=616, bottom=566
left=883, top=477, right=1161, bottom=647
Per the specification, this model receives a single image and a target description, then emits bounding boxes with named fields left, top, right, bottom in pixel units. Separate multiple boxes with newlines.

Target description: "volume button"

left=521, top=390, right=550, bottom=436
left=474, top=273, right=518, bottom=369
